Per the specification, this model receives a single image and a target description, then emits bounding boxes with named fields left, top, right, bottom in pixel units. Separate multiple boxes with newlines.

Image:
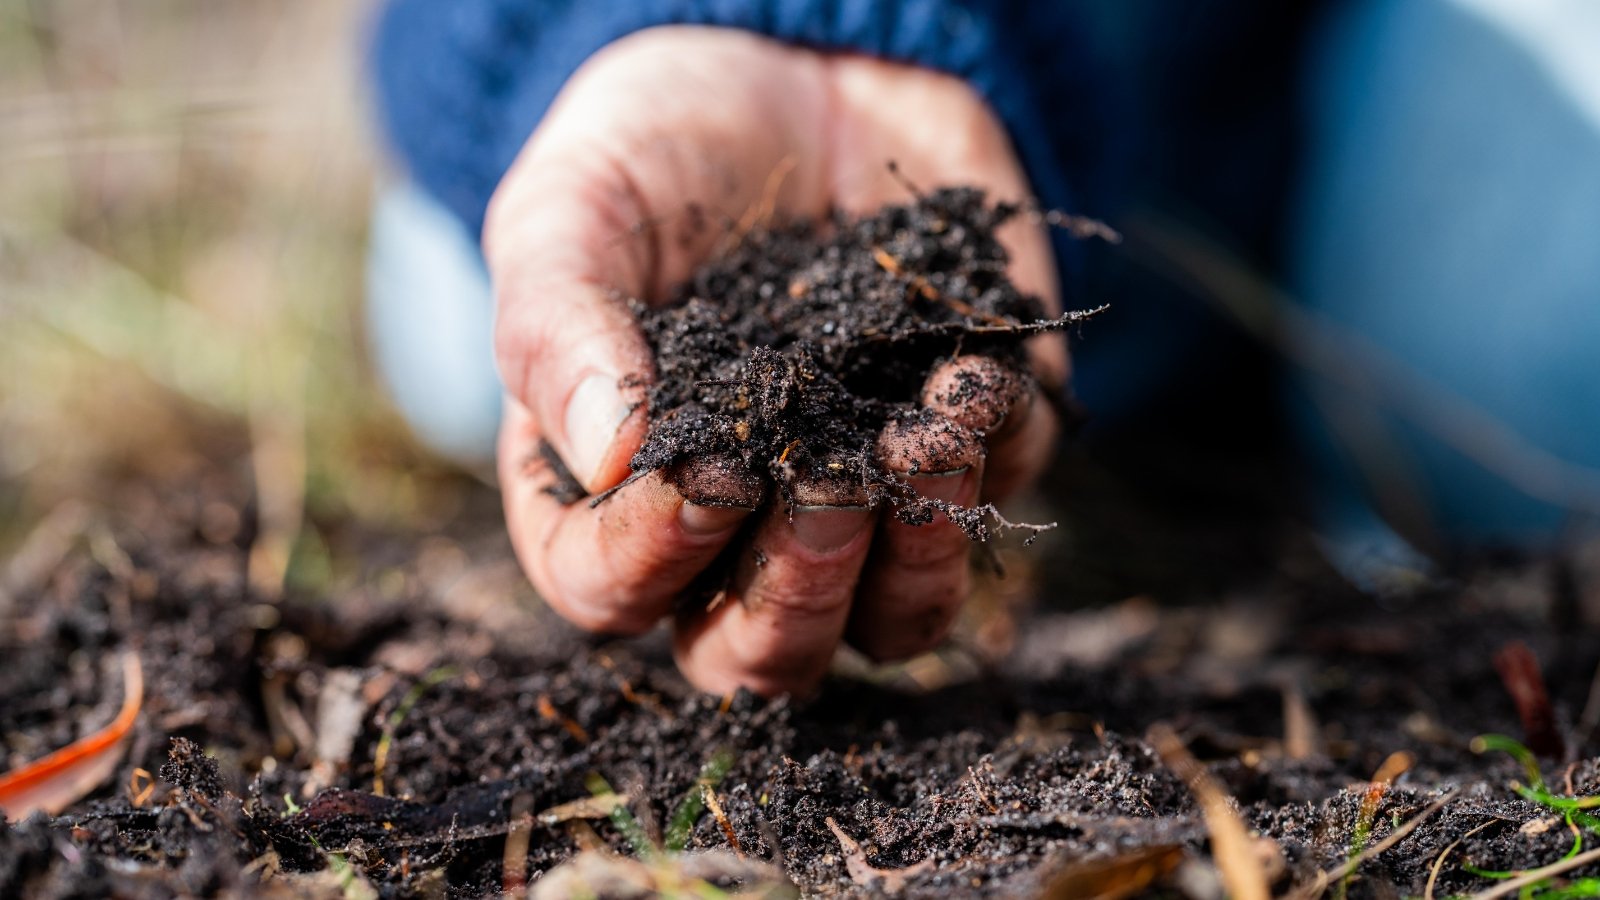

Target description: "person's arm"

left=369, top=0, right=1084, bottom=239
left=369, top=4, right=1084, bottom=697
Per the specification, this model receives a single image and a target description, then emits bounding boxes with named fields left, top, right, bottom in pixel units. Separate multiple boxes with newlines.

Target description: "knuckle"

left=740, top=581, right=854, bottom=623
left=884, top=528, right=970, bottom=570
left=543, top=583, right=655, bottom=636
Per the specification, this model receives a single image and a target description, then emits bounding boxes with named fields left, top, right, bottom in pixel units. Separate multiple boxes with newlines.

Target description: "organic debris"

left=7, top=461, right=1600, bottom=897
left=0, top=651, right=142, bottom=821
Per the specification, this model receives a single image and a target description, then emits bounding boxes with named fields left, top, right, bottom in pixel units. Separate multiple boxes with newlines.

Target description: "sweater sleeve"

left=369, top=0, right=1095, bottom=244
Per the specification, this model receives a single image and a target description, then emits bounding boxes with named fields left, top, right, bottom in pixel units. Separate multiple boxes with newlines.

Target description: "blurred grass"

left=0, top=1, right=466, bottom=582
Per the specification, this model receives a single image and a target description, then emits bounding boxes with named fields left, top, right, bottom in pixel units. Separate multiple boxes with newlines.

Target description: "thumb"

left=486, top=151, right=657, bottom=493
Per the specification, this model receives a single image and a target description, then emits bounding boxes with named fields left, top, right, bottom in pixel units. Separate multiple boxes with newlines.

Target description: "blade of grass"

left=664, top=750, right=733, bottom=853
left=586, top=773, right=658, bottom=860
left=1466, top=846, right=1600, bottom=899
left=372, top=666, right=456, bottom=797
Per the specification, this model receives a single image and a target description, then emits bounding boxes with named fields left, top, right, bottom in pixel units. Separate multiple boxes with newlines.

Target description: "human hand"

left=488, top=26, right=1064, bottom=696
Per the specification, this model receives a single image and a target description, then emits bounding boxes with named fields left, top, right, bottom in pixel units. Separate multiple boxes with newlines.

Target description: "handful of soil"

left=601, top=185, right=1105, bottom=541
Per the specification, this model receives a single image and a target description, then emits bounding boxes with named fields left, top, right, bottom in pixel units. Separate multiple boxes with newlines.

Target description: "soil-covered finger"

left=673, top=510, right=875, bottom=695
left=875, top=409, right=984, bottom=478
left=505, top=417, right=757, bottom=635
left=849, top=464, right=980, bottom=661
left=675, top=457, right=877, bottom=697
left=919, top=355, right=1059, bottom=502
left=921, top=355, right=1032, bottom=436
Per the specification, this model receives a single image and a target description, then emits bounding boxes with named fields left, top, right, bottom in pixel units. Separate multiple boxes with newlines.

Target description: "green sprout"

left=1462, top=735, right=1600, bottom=899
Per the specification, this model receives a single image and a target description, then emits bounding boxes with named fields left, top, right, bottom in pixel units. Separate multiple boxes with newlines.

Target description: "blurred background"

left=0, top=1, right=486, bottom=599
left=4, top=0, right=1598, bottom=624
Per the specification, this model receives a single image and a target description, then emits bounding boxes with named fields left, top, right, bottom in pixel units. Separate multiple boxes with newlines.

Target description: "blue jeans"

left=367, top=0, right=1600, bottom=561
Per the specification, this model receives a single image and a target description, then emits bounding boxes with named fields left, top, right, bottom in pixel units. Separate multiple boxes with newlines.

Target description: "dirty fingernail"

left=909, top=467, right=975, bottom=504
left=564, top=373, right=632, bottom=487
left=680, top=502, right=753, bottom=536
left=790, top=506, right=872, bottom=554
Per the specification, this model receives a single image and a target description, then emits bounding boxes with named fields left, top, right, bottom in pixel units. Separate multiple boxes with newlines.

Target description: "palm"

left=486, top=26, right=1064, bottom=696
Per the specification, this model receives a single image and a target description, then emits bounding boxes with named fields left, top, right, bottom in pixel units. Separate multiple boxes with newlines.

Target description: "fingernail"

left=564, top=373, right=632, bottom=487
left=680, top=501, right=752, bottom=537
left=790, top=506, right=872, bottom=554
left=909, top=467, right=975, bottom=503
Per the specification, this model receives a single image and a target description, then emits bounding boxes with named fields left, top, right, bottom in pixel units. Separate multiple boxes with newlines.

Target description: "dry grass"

left=0, top=1, right=459, bottom=576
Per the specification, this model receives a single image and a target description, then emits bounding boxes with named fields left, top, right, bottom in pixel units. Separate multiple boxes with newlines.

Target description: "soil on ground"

left=6, top=191, right=1600, bottom=899
left=5, top=471, right=1600, bottom=899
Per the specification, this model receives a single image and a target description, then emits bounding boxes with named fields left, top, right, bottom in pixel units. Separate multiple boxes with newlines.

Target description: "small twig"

left=864, top=305, right=1110, bottom=348
left=1298, top=786, right=1458, bottom=899
left=702, top=784, right=742, bottom=857
left=885, top=160, right=923, bottom=198
left=1281, top=679, right=1323, bottom=761
left=1465, top=844, right=1600, bottom=899
left=1425, top=821, right=1497, bottom=900
left=588, top=471, right=648, bottom=508
left=825, top=817, right=933, bottom=894
left=1034, top=207, right=1123, bottom=244
left=966, top=766, right=999, bottom=814
left=536, top=694, right=591, bottom=743
left=501, top=794, right=533, bottom=894
left=871, top=246, right=1012, bottom=327
left=1148, top=723, right=1271, bottom=900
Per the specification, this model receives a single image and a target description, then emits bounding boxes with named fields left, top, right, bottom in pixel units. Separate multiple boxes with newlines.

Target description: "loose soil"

left=6, top=191, right=1600, bottom=898
left=5, top=473, right=1600, bottom=899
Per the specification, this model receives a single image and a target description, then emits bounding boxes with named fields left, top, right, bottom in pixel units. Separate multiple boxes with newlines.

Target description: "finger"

left=674, top=454, right=875, bottom=696
left=487, top=153, right=658, bottom=494
left=500, top=397, right=760, bottom=634
left=847, top=414, right=984, bottom=662
left=921, top=354, right=1060, bottom=502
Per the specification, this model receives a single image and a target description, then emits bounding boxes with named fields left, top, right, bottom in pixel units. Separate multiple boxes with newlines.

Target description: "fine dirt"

left=5, top=472, right=1600, bottom=899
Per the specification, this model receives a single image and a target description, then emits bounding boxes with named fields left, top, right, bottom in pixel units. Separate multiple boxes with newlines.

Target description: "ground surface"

left=4, top=466, right=1600, bottom=899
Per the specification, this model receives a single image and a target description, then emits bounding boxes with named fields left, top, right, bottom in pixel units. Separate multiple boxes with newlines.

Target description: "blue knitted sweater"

left=370, top=0, right=1321, bottom=415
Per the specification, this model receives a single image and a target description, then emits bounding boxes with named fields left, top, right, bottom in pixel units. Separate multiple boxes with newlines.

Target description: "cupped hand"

left=487, top=26, right=1064, bottom=697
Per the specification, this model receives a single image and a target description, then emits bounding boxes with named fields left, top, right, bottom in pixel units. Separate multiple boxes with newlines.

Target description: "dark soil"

left=5, top=471, right=1600, bottom=898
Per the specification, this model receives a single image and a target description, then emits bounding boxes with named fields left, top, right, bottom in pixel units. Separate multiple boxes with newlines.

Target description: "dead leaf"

left=1040, top=845, right=1187, bottom=900
left=0, top=650, right=143, bottom=820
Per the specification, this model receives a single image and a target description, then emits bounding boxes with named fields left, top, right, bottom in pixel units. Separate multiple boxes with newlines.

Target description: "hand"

left=488, top=26, right=1064, bottom=697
